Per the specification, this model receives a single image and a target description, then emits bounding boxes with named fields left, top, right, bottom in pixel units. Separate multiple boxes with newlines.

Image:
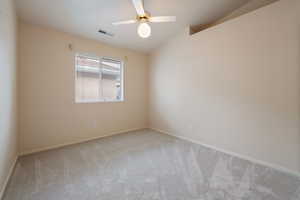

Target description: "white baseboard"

left=150, top=127, right=300, bottom=178
left=0, top=156, right=18, bottom=200
left=20, top=128, right=146, bottom=156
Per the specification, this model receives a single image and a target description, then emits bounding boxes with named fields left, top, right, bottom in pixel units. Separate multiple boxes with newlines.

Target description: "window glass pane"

left=101, top=59, right=122, bottom=101
left=75, top=55, right=123, bottom=103
left=75, top=56, right=101, bottom=102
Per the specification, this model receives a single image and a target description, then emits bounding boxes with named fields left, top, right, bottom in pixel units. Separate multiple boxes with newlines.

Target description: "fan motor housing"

left=137, top=12, right=150, bottom=22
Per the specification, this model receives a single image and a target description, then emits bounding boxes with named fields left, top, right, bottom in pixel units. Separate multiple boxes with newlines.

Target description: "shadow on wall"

left=298, top=26, right=300, bottom=171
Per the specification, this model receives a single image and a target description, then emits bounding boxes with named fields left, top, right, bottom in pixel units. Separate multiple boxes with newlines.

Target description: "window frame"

left=74, top=53, right=125, bottom=104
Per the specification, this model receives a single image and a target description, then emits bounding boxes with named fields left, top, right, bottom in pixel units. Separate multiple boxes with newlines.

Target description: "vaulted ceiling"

left=16, top=0, right=250, bottom=53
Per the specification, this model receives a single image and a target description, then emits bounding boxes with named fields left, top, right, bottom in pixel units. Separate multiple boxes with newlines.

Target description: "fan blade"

left=149, top=16, right=176, bottom=23
left=112, top=19, right=137, bottom=25
left=132, top=0, right=145, bottom=16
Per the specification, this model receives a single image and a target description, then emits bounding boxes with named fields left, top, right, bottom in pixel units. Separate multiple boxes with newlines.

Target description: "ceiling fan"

left=112, top=0, right=176, bottom=38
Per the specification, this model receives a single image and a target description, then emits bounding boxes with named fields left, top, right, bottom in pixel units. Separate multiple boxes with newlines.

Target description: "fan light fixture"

left=112, top=0, right=176, bottom=38
left=138, top=23, right=151, bottom=38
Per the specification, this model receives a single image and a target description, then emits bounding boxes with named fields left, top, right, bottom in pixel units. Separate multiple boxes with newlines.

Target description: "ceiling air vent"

left=98, top=29, right=114, bottom=37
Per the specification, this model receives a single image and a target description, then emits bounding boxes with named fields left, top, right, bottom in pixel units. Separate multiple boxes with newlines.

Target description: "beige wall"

left=0, top=0, right=18, bottom=197
left=18, top=22, right=149, bottom=154
left=149, top=0, right=300, bottom=173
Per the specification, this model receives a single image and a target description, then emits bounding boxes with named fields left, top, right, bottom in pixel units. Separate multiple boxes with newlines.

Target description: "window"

left=75, top=54, right=124, bottom=103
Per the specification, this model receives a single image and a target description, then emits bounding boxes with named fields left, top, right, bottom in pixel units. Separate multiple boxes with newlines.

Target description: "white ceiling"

left=16, top=0, right=250, bottom=53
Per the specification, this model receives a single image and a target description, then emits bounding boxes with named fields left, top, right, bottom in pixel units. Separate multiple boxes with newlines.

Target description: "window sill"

left=75, top=99, right=124, bottom=104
